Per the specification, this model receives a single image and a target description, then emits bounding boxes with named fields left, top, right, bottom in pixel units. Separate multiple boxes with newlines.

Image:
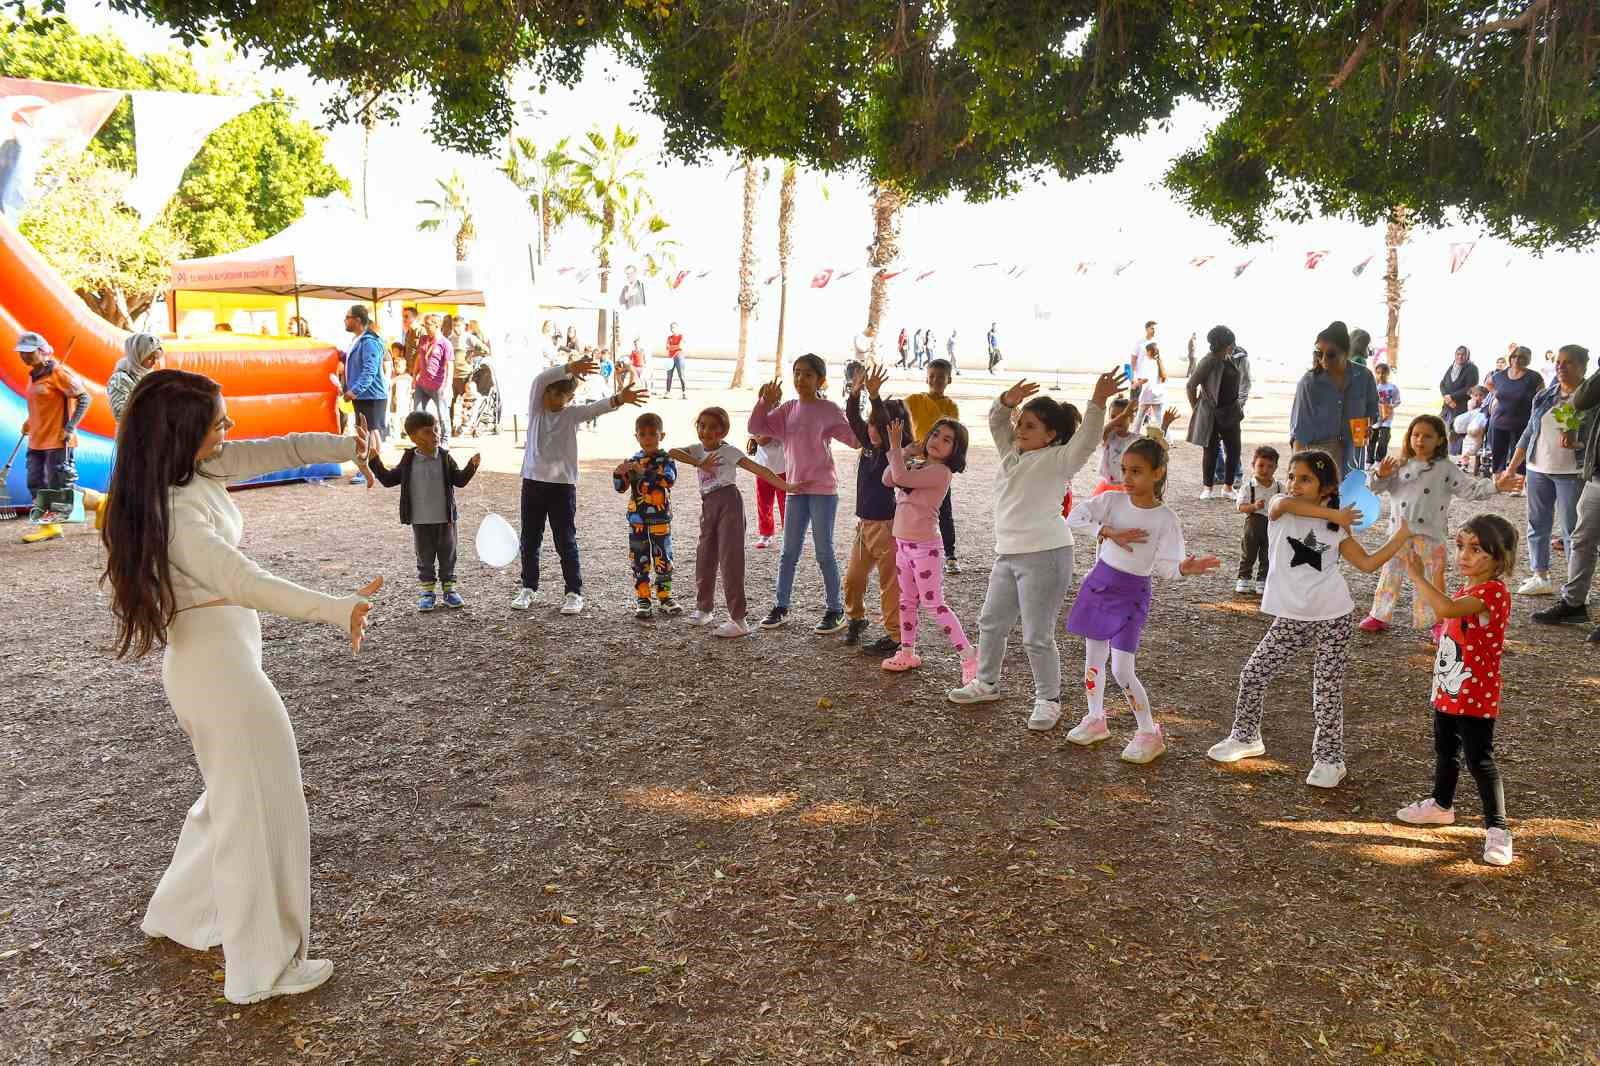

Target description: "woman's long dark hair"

left=100, top=369, right=224, bottom=658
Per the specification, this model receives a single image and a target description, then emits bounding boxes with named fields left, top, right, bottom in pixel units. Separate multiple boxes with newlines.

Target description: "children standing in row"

left=903, top=359, right=963, bottom=575
left=366, top=410, right=480, bottom=611
left=671, top=407, right=793, bottom=637
left=1061, top=437, right=1220, bottom=757
left=1234, top=445, right=1283, bottom=595
left=614, top=413, right=681, bottom=618
left=1358, top=415, right=1518, bottom=636
left=1208, top=450, right=1413, bottom=788
left=842, top=367, right=907, bottom=657
left=513, top=354, right=646, bottom=615
left=881, top=415, right=975, bottom=676
left=947, top=370, right=1121, bottom=727
left=748, top=354, right=859, bottom=633
left=1394, top=514, right=1518, bottom=866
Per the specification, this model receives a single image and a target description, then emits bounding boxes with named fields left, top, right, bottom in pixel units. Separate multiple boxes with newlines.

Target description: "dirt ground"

left=3, top=380, right=1598, bottom=1065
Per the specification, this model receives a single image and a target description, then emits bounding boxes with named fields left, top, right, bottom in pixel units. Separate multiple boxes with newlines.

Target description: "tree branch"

left=1330, top=0, right=1406, bottom=91
left=1454, top=0, right=1551, bottom=36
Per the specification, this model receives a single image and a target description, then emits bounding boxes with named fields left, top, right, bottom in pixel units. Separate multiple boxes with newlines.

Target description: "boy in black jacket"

left=842, top=365, right=910, bottom=657
left=368, top=410, right=481, bottom=611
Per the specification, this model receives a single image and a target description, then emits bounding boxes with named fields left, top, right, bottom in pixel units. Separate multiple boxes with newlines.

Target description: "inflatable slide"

left=1, top=220, right=344, bottom=509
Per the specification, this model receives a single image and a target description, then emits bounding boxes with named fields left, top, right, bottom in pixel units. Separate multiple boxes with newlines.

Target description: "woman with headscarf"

left=1289, top=320, right=1380, bottom=477
left=106, top=333, right=164, bottom=423
left=1439, top=346, right=1479, bottom=456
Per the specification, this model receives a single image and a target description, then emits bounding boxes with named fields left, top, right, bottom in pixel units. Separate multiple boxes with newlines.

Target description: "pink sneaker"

left=1358, top=615, right=1388, bottom=633
left=1120, top=726, right=1166, bottom=764
left=960, top=653, right=979, bottom=684
left=754, top=536, right=771, bottom=549
left=882, top=648, right=923, bottom=672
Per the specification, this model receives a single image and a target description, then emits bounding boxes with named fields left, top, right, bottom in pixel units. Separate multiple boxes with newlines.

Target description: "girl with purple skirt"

left=1060, top=437, right=1220, bottom=761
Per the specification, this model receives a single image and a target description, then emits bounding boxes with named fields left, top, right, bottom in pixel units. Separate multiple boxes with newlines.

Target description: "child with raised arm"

left=1393, top=514, right=1518, bottom=866
left=1060, top=437, right=1220, bottom=758
left=946, top=369, right=1123, bottom=728
left=1207, top=450, right=1413, bottom=788
left=366, top=410, right=480, bottom=611
left=513, top=354, right=646, bottom=615
left=668, top=407, right=794, bottom=638
left=614, top=412, right=681, bottom=619
left=1358, top=414, right=1519, bottom=636
left=748, top=354, right=860, bottom=633
left=904, top=359, right=963, bottom=575
left=842, top=365, right=908, bottom=657
left=881, top=413, right=975, bottom=676
left=1093, top=397, right=1179, bottom=496
left=1234, top=445, right=1283, bottom=595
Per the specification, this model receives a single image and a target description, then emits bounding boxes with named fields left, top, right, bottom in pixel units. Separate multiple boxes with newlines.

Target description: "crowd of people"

left=889, top=323, right=1004, bottom=376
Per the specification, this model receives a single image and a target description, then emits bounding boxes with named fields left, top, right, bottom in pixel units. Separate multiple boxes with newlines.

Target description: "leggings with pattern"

left=895, top=538, right=971, bottom=653
left=1370, top=535, right=1446, bottom=627
left=1228, top=612, right=1355, bottom=764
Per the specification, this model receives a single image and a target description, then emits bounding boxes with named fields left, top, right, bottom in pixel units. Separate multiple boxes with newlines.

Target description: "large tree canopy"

left=54, top=0, right=1600, bottom=247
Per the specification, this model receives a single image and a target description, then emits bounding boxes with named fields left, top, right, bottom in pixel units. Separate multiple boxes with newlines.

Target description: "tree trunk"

left=540, top=190, right=552, bottom=264
left=865, top=182, right=903, bottom=350
left=455, top=217, right=475, bottom=263
left=598, top=204, right=613, bottom=351
left=1384, top=205, right=1409, bottom=369
left=774, top=162, right=796, bottom=370
left=732, top=157, right=759, bottom=389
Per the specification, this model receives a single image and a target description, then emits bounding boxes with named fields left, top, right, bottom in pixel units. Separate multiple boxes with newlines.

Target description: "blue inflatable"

left=1340, top=468, right=1382, bottom=533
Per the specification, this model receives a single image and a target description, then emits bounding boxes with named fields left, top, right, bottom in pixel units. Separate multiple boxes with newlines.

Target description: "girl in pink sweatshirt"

left=882, top=416, right=975, bottom=677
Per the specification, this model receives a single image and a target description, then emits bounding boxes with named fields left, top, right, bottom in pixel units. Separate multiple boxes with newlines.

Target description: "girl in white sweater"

left=101, top=370, right=382, bottom=1006
left=947, top=369, right=1122, bottom=726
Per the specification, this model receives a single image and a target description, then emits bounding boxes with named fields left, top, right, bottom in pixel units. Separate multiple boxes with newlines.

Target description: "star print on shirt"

left=1288, top=529, right=1332, bottom=570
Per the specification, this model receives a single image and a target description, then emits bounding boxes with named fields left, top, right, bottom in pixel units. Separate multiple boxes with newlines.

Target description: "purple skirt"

left=1065, top=558, right=1153, bottom=653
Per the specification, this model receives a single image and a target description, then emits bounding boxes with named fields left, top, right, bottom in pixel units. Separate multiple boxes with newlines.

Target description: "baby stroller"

left=460, top=353, right=502, bottom=437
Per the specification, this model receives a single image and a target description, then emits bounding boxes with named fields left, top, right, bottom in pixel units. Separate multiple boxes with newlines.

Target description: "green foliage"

left=0, top=9, right=347, bottom=257
left=416, top=170, right=476, bottom=261
left=499, top=136, right=585, bottom=256
left=568, top=125, right=675, bottom=278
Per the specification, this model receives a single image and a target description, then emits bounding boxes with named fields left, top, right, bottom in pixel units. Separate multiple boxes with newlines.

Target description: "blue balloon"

left=1340, top=468, right=1381, bottom=533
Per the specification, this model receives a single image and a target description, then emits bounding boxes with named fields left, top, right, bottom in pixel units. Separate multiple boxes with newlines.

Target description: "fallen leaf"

left=570, top=1029, right=589, bottom=1044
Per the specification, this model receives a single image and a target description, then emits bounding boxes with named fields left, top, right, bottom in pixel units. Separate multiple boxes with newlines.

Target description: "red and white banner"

left=1233, top=259, right=1254, bottom=278
left=1189, top=255, right=1214, bottom=268
left=1304, top=250, right=1330, bottom=270
left=809, top=268, right=833, bottom=289
left=1449, top=242, right=1477, bottom=274
left=0, top=76, right=125, bottom=218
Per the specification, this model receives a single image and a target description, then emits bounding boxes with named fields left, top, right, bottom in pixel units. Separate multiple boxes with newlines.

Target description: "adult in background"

left=1186, top=324, right=1248, bottom=499
left=563, top=325, right=580, bottom=354
left=107, top=333, right=164, bottom=422
left=1506, top=345, right=1589, bottom=596
left=897, top=327, right=910, bottom=369
left=946, top=330, right=960, bottom=375
left=14, top=330, right=90, bottom=543
left=538, top=321, right=562, bottom=369
left=663, top=321, right=688, bottom=398
left=987, top=322, right=1001, bottom=374
left=102, top=369, right=379, bottom=1004
left=400, top=306, right=422, bottom=377
left=443, top=314, right=471, bottom=433
left=1289, top=320, right=1379, bottom=478
left=1531, top=355, right=1600, bottom=642
left=1132, top=319, right=1157, bottom=368
left=342, top=304, right=388, bottom=486
left=1350, top=328, right=1373, bottom=366
left=413, top=313, right=453, bottom=447
left=1485, top=345, right=1540, bottom=478
left=1440, top=345, right=1479, bottom=455
left=1131, top=339, right=1166, bottom=432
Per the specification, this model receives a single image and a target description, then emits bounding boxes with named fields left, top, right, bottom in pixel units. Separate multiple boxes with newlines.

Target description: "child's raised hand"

left=887, top=418, right=906, bottom=447
left=1333, top=505, right=1360, bottom=529
left=613, top=460, right=630, bottom=479
left=350, top=576, right=383, bottom=654
left=757, top=380, right=783, bottom=407
left=1178, top=554, right=1222, bottom=576
left=565, top=355, right=599, bottom=379
left=1091, top=366, right=1128, bottom=406
left=1375, top=456, right=1399, bottom=479
left=1494, top=469, right=1524, bottom=493
left=1000, top=380, right=1038, bottom=408
left=466, top=453, right=481, bottom=471
left=866, top=364, right=890, bottom=397
left=1161, top=407, right=1180, bottom=431
left=616, top=384, right=648, bottom=407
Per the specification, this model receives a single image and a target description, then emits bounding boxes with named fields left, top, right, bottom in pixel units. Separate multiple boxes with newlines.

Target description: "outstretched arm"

left=1269, top=495, right=1357, bottom=527
left=1403, top=549, right=1487, bottom=619
left=1340, top=519, right=1413, bottom=573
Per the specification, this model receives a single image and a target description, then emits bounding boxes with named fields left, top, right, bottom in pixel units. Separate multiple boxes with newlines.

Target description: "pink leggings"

left=895, top=538, right=971, bottom=652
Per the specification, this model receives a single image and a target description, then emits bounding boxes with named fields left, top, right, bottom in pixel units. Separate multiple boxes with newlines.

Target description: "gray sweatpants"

left=1557, top=478, right=1600, bottom=607
left=413, top=522, right=458, bottom=585
left=976, top=545, right=1075, bottom=703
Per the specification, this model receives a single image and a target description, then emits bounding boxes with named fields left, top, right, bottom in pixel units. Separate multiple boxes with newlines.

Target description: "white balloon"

left=475, top=512, right=519, bottom=568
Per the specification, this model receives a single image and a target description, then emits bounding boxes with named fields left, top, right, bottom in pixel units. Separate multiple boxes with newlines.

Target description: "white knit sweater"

left=988, top=398, right=1106, bottom=555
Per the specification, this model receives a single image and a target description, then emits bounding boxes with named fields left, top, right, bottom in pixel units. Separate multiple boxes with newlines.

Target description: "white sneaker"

left=1027, top=699, right=1064, bottom=731
left=227, top=957, right=334, bottom=1005
left=1305, top=761, right=1347, bottom=789
left=1206, top=736, right=1266, bottom=763
left=1395, top=797, right=1455, bottom=825
left=1483, top=828, right=1514, bottom=866
left=559, top=592, right=584, bottom=615
left=1517, top=574, right=1554, bottom=596
left=1198, top=486, right=1213, bottom=500
left=511, top=587, right=536, bottom=610
left=713, top=619, right=751, bottom=639
left=947, top=679, right=1001, bottom=704
left=1234, top=578, right=1252, bottom=595
left=1065, top=713, right=1110, bottom=744
left=1120, top=727, right=1165, bottom=764
left=754, top=536, right=771, bottom=549
left=686, top=609, right=715, bottom=626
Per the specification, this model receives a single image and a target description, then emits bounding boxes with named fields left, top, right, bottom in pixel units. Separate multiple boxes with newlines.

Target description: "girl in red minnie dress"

left=1394, top=513, right=1519, bottom=867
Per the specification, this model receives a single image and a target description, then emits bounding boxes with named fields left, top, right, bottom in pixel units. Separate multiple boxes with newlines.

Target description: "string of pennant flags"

left=553, top=242, right=1485, bottom=291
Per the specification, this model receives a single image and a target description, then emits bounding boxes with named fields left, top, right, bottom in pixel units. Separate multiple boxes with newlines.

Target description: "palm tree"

left=499, top=136, right=582, bottom=265
left=569, top=125, right=671, bottom=348
left=864, top=182, right=904, bottom=353
left=772, top=161, right=829, bottom=371
left=1384, top=205, right=1410, bottom=369
left=416, top=171, right=475, bottom=262
left=732, top=157, right=761, bottom=388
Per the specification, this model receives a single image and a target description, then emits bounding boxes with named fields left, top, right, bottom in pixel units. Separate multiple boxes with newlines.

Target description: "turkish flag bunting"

left=810, top=269, right=834, bottom=288
left=1305, top=250, right=1330, bottom=270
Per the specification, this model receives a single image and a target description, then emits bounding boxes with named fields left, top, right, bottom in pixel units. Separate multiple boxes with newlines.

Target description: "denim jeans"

left=413, top=386, right=450, bottom=445
left=1526, top=470, right=1582, bottom=573
left=774, top=492, right=842, bottom=612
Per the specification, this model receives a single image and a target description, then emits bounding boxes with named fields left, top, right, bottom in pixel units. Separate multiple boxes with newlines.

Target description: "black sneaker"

left=760, top=606, right=790, bottom=629
left=635, top=600, right=654, bottom=619
left=861, top=634, right=901, bottom=658
left=659, top=598, right=684, bottom=616
left=844, top=618, right=868, bottom=645
left=1531, top=599, right=1589, bottom=625
left=814, top=609, right=846, bottom=635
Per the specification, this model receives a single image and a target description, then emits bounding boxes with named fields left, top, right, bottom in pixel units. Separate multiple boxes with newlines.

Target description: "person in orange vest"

left=15, top=331, right=90, bottom=544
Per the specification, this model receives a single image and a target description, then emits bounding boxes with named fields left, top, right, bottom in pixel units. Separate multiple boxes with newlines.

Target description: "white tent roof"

left=170, top=202, right=485, bottom=304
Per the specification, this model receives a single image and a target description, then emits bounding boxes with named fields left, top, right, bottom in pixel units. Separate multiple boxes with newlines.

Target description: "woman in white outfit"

left=100, top=369, right=381, bottom=1005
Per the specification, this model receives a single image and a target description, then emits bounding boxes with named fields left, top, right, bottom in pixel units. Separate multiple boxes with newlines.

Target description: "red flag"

left=1304, top=250, right=1330, bottom=270
left=556, top=266, right=573, bottom=275
left=666, top=270, right=688, bottom=290
left=1233, top=259, right=1254, bottom=278
left=877, top=268, right=905, bottom=282
left=1075, top=261, right=1094, bottom=275
left=1449, top=242, right=1477, bottom=274
left=1189, top=255, right=1214, bottom=268
left=809, top=269, right=834, bottom=289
